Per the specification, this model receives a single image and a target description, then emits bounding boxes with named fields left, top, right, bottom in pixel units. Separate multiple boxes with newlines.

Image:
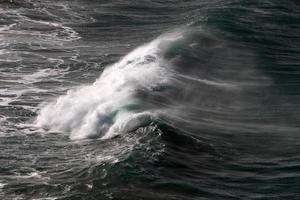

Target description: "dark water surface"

left=0, top=0, right=299, bottom=199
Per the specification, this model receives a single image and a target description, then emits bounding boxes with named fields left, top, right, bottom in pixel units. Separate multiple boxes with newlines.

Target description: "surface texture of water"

left=0, top=0, right=299, bottom=199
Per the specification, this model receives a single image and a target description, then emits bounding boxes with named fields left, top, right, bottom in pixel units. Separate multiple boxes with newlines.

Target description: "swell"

left=1, top=0, right=300, bottom=199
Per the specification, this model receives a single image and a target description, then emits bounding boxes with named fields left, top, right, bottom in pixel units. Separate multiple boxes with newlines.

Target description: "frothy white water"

left=35, top=31, right=184, bottom=139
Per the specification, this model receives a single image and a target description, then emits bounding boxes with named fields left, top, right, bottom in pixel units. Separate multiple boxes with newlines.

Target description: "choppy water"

left=0, top=0, right=300, bottom=199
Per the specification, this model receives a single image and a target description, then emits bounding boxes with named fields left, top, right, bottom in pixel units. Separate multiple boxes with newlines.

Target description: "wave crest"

left=35, top=31, right=184, bottom=139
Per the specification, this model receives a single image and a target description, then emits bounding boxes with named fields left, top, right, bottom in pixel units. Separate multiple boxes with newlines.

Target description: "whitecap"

left=35, top=31, right=185, bottom=139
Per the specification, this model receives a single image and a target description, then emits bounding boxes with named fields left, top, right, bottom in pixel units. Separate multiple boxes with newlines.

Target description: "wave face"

left=35, top=31, right=185, bottom=139
left=1, top=0, right=300, bottom=199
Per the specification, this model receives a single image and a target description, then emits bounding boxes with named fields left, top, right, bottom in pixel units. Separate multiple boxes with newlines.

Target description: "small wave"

left=0, top=181, right=6, bottom=189
left=0, top=181, right=6, bottom=198
left=15, top=171, right=50, bottom=181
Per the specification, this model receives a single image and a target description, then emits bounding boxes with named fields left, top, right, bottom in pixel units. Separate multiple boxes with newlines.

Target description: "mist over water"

left=0, top=0, right=300, bottom=199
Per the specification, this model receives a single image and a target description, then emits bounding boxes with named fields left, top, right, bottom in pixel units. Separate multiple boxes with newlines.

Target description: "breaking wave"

left=35, top=30, right=186, bottom=139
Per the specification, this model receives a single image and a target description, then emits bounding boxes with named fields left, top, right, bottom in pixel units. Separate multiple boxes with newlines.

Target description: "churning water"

left=0, top=0, right=300, bottom=199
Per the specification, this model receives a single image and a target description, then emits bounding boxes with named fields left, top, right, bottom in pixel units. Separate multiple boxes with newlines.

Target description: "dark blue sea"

left=0, top=0, right=299, bottom=199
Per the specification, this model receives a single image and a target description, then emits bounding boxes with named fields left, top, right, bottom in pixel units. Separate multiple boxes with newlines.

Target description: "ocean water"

left=0, top=0, right=300, bottom=199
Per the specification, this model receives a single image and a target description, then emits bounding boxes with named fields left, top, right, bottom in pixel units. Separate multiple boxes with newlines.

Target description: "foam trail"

left=35, top=31, right=184, bottom=139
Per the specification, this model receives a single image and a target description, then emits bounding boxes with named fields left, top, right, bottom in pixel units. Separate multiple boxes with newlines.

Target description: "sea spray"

left=35, top=31, right=185, bottom=139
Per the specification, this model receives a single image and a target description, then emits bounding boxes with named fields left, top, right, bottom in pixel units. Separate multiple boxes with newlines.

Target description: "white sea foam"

left=35, top=31, right=184, bottom=139
left=22, top=68, right=64, bottom=83
left=0, top=181, right=6, bottom=189
left=0, top=8, right=81, bottom=42
left=0, top=181, right=6, bottom=198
